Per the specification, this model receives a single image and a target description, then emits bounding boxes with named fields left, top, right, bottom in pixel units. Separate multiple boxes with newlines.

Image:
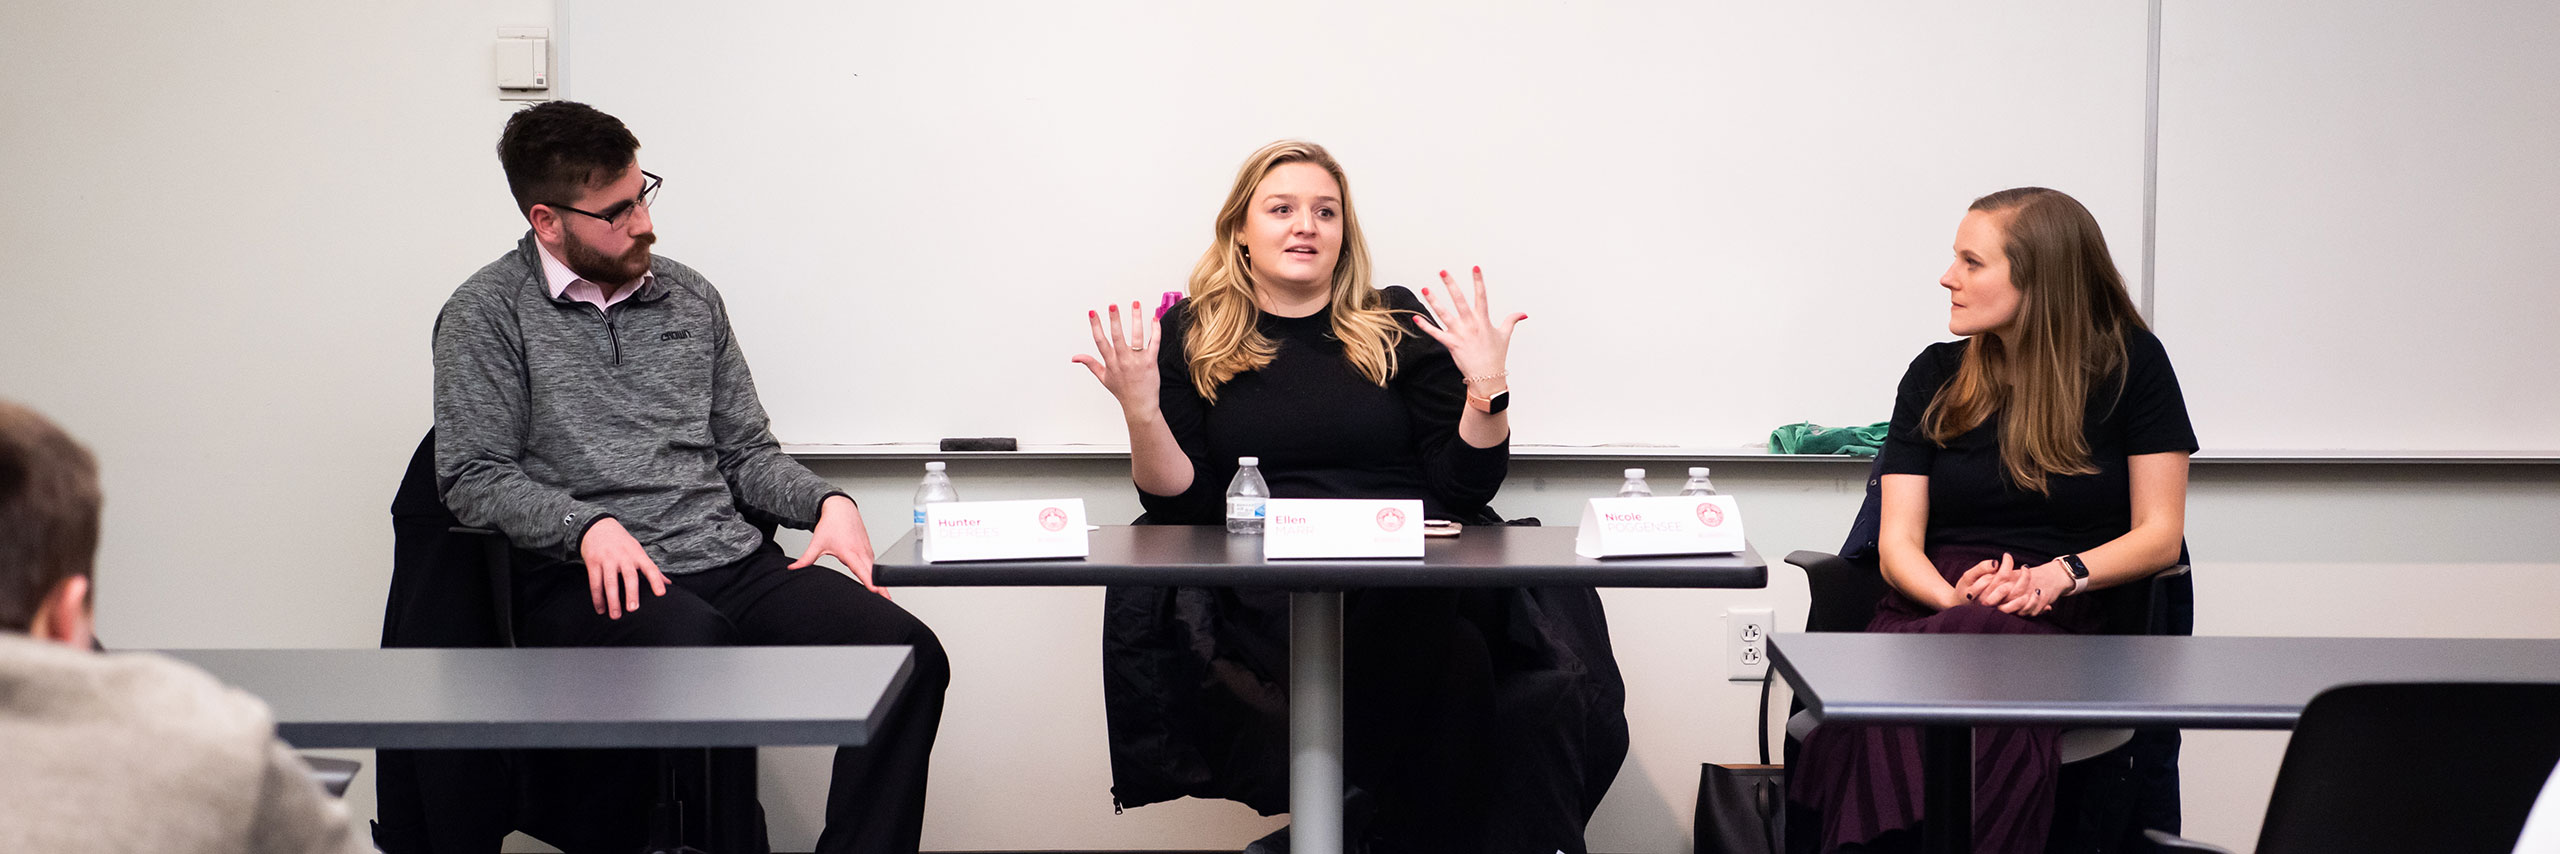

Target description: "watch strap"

left=2059, top=553, right=2090, bottom=595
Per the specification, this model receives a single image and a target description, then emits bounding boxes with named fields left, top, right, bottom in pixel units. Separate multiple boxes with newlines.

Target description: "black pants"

left=1343, top=588, right=1498, bottom=852
left=510, top=540, right=950, bottom=854
left=1346, top=588, right=1607, bottom=854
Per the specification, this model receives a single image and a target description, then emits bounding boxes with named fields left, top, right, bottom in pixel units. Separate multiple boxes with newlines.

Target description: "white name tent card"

left=920, top=498, right=1090, bottom=562
left=1263, top=498, right=1426, bottom=559
left=1574, top=495, right=1747, bottom=558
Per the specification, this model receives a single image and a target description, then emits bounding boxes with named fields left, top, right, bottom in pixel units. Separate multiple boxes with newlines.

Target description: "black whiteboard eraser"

left=938, top=437, right=1019, bottom=452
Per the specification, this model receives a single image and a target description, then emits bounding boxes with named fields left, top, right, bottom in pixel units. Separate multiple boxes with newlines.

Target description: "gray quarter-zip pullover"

left=432, top=232, right=841, bottom=573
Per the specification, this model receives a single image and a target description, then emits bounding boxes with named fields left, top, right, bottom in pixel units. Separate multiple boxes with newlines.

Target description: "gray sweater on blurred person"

left=0, top=634, right=363, bottom=854
left=433, top=232, right=841, bottom=573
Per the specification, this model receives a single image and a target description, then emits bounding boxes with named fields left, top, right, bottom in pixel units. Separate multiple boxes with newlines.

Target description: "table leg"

left=1290, top=590, right=1345, bottom=854
left=1922, top=724, right=1972, bottom=854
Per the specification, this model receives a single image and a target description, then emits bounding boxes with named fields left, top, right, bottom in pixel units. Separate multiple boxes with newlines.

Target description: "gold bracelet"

left=1464, top=370, right=1508, bottom=385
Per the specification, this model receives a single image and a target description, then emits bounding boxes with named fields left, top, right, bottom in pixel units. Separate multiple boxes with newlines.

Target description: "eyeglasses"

left=550, top=171, right=662, bottom=227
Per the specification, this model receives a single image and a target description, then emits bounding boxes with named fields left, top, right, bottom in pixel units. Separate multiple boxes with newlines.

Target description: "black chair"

left=1775, top=452, right=2196, bottom=852
left=377, top=429, right=764, bottom=854
left=447, top=500, right=734, bottom=854
left=2509, top=761, right=2560, bottom=853
left=2145, top=682, right=2560, bottom=854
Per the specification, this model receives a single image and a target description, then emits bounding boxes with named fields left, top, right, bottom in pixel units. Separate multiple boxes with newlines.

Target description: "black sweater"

left=1879, top=326, right=2199, bottom=560
left=1137, top=287, right=1509, bottom=523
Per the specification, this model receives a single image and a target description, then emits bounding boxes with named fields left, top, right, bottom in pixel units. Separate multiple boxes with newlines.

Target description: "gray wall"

left=4, top=1, right=2557, bottom=851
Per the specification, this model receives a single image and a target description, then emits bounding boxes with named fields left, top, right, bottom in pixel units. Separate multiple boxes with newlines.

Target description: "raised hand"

left=1072, top=300, right=1163, bottom=416
left=1410, top=266, right=1526, bottom=384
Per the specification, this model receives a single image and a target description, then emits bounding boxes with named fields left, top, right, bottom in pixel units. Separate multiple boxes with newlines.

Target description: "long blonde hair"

left=1922, top=187, right=2146, bottom=494
left=1182, top=140, right=1405, bottom=402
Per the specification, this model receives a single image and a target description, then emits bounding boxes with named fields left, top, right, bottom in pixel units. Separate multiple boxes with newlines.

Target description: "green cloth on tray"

left=1767, top=421, right=1889, bottom=457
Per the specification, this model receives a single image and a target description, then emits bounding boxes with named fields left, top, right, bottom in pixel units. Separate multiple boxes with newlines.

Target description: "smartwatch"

left=2059, top=554, right=2090, bottom=596
left=1471, top=389, right=1510, bottom=414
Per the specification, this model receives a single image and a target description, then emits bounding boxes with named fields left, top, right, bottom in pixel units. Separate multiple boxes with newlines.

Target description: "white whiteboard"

left=565, top=1, right=2153, bottom=448
left=2153, top=1, right=2560, bottom=452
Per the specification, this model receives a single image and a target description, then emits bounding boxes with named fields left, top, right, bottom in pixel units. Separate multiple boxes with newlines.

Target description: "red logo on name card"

left=1377, top=508, right=1407, bottom=532
left=1039, top=507, right=1068, bottom=532
left=1697, top=502, right=1725, bottom=527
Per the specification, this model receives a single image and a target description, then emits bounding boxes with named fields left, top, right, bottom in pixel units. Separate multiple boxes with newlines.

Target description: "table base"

left=1290, top=590, right=1346, bottom=854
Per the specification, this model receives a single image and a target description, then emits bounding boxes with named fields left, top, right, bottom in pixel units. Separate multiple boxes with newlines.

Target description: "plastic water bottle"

left=1616, top=468, right=1652, bottom=497
left=913, top=461, right=957, bottom=527
left=1679, top=466, right=1721, bottom=496
left=1226, top=456, right=1270, bottom=534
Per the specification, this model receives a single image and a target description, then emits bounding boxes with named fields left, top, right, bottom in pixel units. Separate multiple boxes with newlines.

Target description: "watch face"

left=1487, top=390, right=1510, bottom=414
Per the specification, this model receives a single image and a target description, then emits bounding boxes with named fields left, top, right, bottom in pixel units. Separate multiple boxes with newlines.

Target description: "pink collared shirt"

left=535, top=242, right=650, bottom=312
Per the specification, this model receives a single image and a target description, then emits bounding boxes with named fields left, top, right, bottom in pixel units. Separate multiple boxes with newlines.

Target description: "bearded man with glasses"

left=424, top=100, right=948, bottom=854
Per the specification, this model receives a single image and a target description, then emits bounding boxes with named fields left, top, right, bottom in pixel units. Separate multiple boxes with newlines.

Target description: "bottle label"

left=914, top=508, right=927, bottom=525
left=1227, top=498, right=1266, bottom=519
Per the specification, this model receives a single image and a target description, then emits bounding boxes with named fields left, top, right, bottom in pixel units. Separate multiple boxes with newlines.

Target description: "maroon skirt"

left=1786, top=543, right=2099, bottom=854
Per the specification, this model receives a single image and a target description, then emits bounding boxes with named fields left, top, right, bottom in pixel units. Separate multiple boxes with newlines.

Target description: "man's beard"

left=563, top=228, right=655, bottom=287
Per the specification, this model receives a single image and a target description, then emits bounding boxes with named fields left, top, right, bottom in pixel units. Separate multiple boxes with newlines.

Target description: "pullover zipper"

left=602, top=307, right=622, bottom=366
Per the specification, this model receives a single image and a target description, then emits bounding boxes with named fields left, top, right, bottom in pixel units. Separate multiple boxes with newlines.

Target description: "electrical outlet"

left=1726, top=606, right=1773, bottom=681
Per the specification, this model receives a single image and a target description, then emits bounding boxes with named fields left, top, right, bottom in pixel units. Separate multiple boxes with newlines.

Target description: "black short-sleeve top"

left=1879, top=326, right=2199, bottom=559
left=1136, top=287, right=1509, bottom=524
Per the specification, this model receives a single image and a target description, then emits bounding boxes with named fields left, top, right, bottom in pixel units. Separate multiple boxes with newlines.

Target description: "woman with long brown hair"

left=1790, top=187, right=2198, bottom=853
left=1074, top=140, right=1624, bottom=853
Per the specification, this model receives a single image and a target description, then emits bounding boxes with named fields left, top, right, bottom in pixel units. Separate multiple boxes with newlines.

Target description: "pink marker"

left=1155, top=291, right=1184, bottom=320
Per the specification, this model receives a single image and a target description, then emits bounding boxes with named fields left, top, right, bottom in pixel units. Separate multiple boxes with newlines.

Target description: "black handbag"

left=1695, top=673, right=1784, bottom=854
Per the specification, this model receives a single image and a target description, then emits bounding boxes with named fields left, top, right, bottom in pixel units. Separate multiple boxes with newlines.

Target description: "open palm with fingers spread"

left=1072, top=300, right=1163, bottom=414
left=1410, top=266, right=1525, bottom=382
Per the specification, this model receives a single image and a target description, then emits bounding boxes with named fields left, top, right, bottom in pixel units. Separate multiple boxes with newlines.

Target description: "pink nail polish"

left=1472, top=265, right=1481, bottom=274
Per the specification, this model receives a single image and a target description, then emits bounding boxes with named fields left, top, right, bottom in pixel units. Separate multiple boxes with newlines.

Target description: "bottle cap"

left=1624, top=468, right=1645, bottom=479
left=1690, top=467, right=1709, bottom=477
left=1239, top=456, right=1260, bottom=467
left=925, top=461, right=946, bottom=472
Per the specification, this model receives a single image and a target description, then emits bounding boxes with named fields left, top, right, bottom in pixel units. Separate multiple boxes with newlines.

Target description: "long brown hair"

left=1182, top=140, right=1403, bottom=402
left=1922, top=187, right=2146, bottom=494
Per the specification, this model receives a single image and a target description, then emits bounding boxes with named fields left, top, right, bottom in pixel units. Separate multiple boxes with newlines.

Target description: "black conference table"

left=163, top=646, right=916, bottom=749
left=1769, top=632, right=2560, bottom=854
left=876, top=523, right=1768, bottom=854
